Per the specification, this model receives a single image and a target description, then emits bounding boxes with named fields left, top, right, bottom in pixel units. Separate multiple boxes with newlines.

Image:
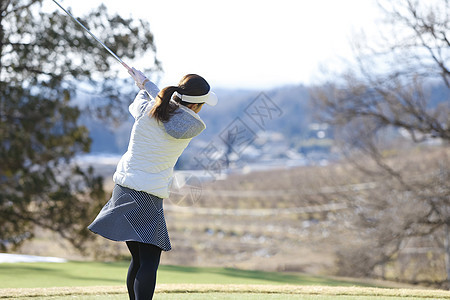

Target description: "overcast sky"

left=51, top=0, right=382, bottom=90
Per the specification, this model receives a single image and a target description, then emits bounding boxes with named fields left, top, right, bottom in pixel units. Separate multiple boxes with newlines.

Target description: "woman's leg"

left=126, top=241, right=140, bottom=300
left=134, top=242, right=162, bottom=299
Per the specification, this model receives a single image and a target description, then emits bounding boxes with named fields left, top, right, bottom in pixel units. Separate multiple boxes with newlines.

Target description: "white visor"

left=174, top=91, right=218, bottom=106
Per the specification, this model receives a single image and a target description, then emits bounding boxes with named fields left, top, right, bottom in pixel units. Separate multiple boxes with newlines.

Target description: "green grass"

left=158, top=265, right=368, bottom=287
left=0, top=261, right=126, bottom=288
left=0, top=262, right=370, bottom=289
left=2, top=262, right=450, bottom=299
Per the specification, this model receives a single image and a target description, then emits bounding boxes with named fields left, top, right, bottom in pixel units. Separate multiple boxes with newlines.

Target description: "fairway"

left=0, top=262, right=371, bottom=289
left=2, top=262, right=450, bottom=299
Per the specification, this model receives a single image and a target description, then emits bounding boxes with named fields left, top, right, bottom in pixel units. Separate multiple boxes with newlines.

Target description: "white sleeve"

left=144, top=81, right=160, bottom=100
left=129, top=90, right=150, bottom=119
left=129, top=81, right=160, bottom=119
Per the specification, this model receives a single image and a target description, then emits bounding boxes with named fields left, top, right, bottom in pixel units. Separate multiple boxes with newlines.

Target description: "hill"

left=78, top=81, right=448, bottom=170
left=79, top=84, right=312, bottom=154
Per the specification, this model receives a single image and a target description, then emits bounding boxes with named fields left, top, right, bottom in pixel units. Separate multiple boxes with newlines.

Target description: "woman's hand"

left=129, top=67, right=149, bottom=89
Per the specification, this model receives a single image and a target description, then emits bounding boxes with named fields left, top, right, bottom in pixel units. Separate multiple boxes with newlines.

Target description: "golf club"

left=51, top=0, right=132, bottom=72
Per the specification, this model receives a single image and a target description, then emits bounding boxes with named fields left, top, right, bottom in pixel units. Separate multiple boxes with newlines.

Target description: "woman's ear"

left=186, top=103, right=203, bottom=113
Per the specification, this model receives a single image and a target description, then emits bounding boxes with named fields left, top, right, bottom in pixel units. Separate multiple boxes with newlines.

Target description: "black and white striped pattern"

left=88, top=185, right=171, bottom=251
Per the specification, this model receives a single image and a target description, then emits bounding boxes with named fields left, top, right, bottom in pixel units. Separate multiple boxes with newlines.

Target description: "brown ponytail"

left=150, top=74, right=210, bottom=123
left=150, top=86, right=179, bottom=123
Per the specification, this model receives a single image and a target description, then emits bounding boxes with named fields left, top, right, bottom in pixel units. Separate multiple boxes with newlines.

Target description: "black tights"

left=126, top=241, right=162, bottom=300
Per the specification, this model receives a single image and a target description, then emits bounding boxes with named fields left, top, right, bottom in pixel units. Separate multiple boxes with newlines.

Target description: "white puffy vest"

left=113, top=86, right=205, bottom=198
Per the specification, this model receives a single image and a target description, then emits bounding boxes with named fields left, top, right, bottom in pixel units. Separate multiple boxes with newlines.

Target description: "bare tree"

left=310, top=0, right=450, bottom=286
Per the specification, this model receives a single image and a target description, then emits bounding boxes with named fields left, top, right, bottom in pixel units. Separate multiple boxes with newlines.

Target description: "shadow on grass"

left=159, top=265, right=375, bottom=287
left=0, top=261, right=377, bottom=289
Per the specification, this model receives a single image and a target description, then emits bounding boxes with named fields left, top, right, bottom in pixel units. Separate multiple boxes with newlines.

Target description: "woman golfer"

left=88, top=68, right=218, bottom=299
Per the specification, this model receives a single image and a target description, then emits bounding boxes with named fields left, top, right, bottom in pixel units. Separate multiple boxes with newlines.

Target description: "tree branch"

left=4, top=0, right=41, bottom=17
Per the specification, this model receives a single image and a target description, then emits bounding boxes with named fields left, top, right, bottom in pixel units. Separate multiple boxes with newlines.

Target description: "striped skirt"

left=88, top=185, right=171, bottom=251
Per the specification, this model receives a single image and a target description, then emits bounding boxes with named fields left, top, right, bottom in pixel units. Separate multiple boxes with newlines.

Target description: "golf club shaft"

left=51, top=0, right=131, bottom=72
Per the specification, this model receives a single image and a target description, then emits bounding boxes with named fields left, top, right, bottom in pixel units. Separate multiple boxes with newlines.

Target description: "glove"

left=129, top=67, right=149, bottom=89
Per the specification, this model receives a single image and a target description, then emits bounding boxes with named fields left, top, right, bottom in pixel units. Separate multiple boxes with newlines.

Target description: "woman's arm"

left=129, top=91, right=151, bottom=119
left=128, top=67, right=160, bottom=100
left=143, top=80, right=160, bottom=100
